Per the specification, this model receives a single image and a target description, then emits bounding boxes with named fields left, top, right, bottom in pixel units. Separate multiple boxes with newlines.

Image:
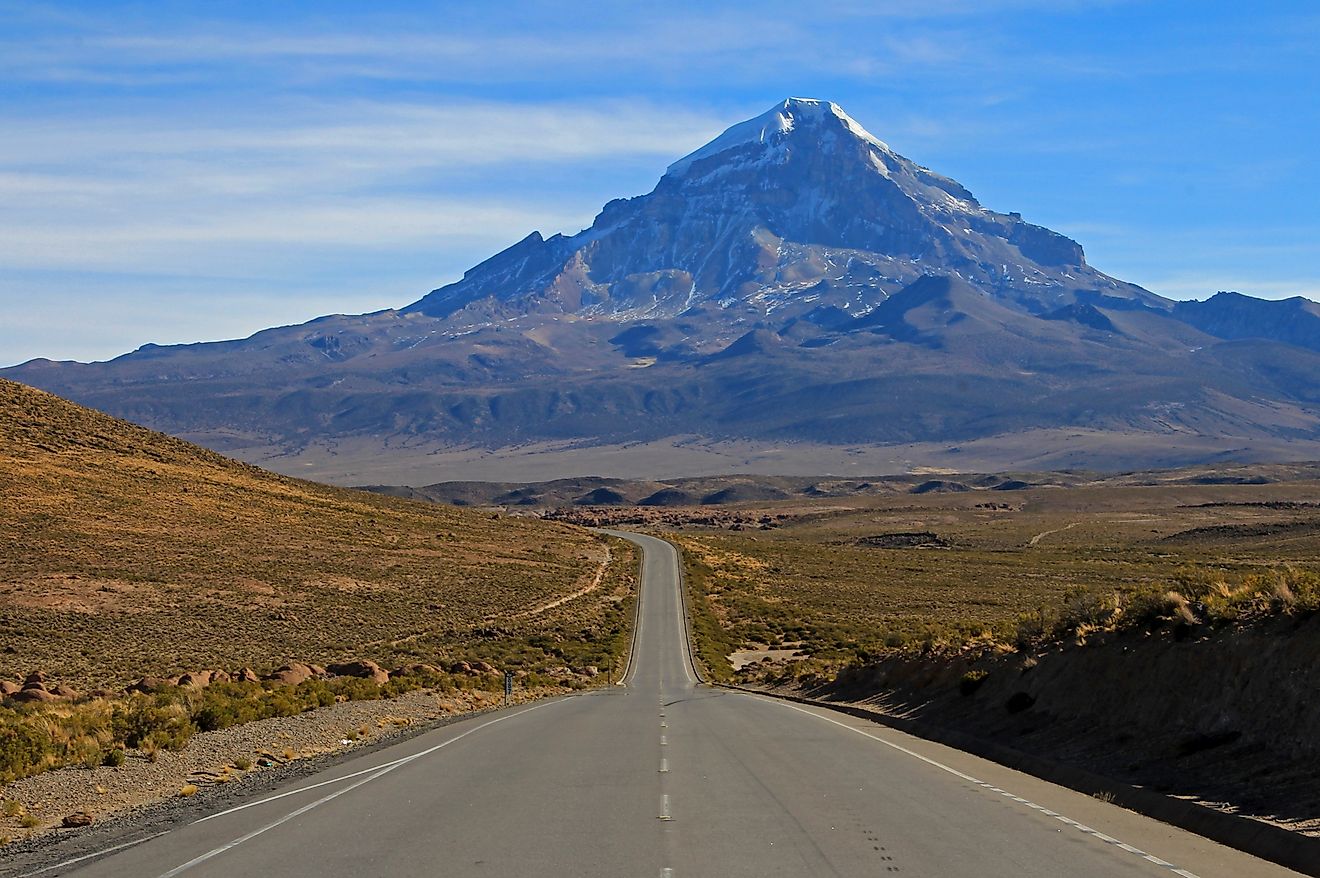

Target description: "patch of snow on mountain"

left=666, top=97, right=891, bottom=179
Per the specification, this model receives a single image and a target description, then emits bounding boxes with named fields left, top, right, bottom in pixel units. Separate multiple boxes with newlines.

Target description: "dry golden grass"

left=0, top=378, right=632, bottom=689
left=670, top=476, right=1320, bottom=680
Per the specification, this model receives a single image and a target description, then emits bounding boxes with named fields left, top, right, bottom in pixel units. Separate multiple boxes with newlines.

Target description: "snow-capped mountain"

left=406, top=98, right=1155, bottom=324
left=7, top=98, right=1320, bottom=482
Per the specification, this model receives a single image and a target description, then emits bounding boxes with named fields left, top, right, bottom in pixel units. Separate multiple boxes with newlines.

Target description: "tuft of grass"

left=959, top=669, right=988, bottom=696
left=178, top=784, right=198, bottom=797
left=232, top=756, right=252, bottom=771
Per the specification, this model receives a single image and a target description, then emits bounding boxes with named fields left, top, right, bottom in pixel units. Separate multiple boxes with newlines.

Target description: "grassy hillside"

left=0, top=378, right=630, bottom=689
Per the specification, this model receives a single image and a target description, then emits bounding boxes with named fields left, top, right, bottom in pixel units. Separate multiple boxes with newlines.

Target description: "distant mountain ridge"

left=1173, top=292, right=1320, bottom=353
left=7, top=98, right=1320, bottom=482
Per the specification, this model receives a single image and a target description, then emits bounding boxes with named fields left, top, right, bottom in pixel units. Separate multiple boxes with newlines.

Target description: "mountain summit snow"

left=8, top=98, right=1320, bottom=481
left=662, top=98, right=894, bottom=177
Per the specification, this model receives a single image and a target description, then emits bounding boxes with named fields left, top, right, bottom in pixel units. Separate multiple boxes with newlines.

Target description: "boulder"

left=49, top=684, right=81, bottom=699
left=471, top=661, right=497, bottom=675
left=126, top=676, right=176, bottom=694
left=12, top=687, right=58, bottom=702
left=450, top=661, right=476, bottom=676
left=176, top=670, right=214, bottom=688
left=62, top=811, right=95, bottom=828
left=265, top=663, right=316, bottom=686
left=326, top=660, right=390, bottom=686
left=210, top=670, right=232, bottom=685
left=23, top=670, right=48, bottom=687
left=0, top=681, right=20, bottom=696
left=234, top=667, right=261, bottom=684
left=393, top=663, right=442, bottom=678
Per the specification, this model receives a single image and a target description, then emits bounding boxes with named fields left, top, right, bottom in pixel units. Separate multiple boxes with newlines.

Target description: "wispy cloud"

left=0, top=98, right=726, bottom=276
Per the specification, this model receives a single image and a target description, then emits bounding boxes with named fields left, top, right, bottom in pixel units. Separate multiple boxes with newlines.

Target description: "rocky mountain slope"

left=6, top=98, right=1320, bottom=482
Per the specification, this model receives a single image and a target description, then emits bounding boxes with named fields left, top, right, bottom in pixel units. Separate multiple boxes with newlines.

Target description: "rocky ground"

left=0, top=683, right=571, bottom=847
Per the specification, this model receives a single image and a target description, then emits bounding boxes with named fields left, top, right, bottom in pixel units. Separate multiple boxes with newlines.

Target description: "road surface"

left=30, top=531, right=1300, bottom=877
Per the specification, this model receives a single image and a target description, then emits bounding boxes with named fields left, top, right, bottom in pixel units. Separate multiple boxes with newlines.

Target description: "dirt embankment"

left=800, top=615, right=1320, bottom=835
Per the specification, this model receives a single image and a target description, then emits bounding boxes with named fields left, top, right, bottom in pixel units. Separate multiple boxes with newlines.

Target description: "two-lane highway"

left=35, top=531, right=1301, bottom=876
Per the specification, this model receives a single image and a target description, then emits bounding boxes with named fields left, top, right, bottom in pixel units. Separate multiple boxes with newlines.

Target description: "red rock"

left=327, top=660, right=390, bottom=685
left=49, top=684, right=81, bottom=699
left=234, top=667, right=261, bottom=684
left=265, top=662, right=316, bottom=686
left=176, top=670, right=213, bottom=688
left=12, top=687, right=58, bottom=702
left=0, top=681, right=20, bottom=696
left=126, top=676, right=176, bottom=694
left=23, top=670, right=47, bottom=687
left=62, top=811, right=94, bottom=828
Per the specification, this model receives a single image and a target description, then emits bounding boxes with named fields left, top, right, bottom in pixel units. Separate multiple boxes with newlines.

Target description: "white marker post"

left=503, top=670, right=513, bottom=706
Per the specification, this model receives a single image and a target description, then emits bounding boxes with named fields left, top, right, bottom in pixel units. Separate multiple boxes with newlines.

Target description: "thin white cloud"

left=0, top=98, right=726, bottom=278
left=1, top=99, right=725, bottom=170
left=0, top=198, right=592, bottom=273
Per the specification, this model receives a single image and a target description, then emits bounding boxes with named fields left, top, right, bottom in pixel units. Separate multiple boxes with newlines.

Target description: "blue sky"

left=2, top=1, right=1318, bottom=365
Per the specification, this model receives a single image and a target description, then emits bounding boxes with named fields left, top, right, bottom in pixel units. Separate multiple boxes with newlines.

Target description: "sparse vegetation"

left=0, top=379, right=628, bottom=690
left=0, top=379, right=640, bottom=785
left=669, top=475, right=1320, bottom=682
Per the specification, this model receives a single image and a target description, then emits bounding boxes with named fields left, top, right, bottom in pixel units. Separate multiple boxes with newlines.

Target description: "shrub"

left=959, top=669, right=988, bottom=696
left=113, top=699, right=194, bottom=752
left=0, top=722, right=53, bottom=783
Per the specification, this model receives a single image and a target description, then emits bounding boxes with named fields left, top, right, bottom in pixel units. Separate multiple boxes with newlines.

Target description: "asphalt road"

left=35, top=531, right=1301, bottom=877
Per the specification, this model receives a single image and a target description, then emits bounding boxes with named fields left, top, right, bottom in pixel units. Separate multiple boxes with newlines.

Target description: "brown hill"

left=0, top=379, right=615, bottom=689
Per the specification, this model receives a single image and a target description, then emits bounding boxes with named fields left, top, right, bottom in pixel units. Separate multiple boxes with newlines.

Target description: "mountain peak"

left=665, top=97, right=890, bottom=178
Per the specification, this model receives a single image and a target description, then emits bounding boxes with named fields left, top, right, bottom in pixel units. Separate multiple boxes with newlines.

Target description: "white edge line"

left=154, top=699, right=554, bottom=876
left=759, top=697, right=1201, bottom=878
left=15, top=677, right=564, bottom=878
left=156, top=765, right=395, bottom=878
left=11, top=831, right=171, bottom=878
left=193, top=699, right=555, bottom=825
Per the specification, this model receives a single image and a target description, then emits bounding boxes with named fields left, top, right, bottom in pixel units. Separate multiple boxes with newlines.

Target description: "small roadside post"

left=503, top=669, right=513, bottom=706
